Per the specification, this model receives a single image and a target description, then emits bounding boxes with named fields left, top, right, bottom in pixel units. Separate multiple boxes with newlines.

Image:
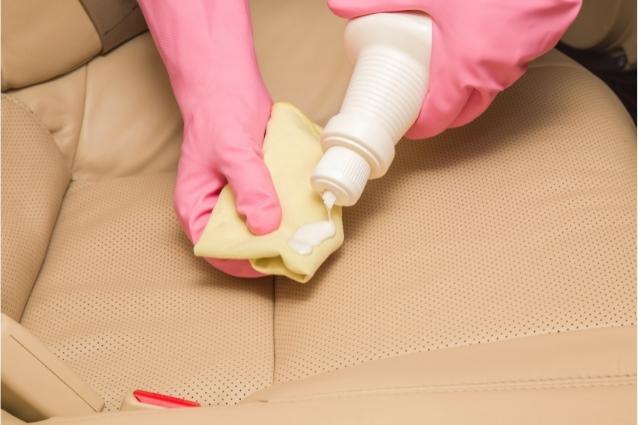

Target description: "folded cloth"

left=194, top=103, right=344, bottom=283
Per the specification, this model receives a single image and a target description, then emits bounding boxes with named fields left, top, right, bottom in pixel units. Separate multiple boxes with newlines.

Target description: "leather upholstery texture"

left=1, top=0, right=101, bottom=91
left=10, top=33, right=183, bottom=182
left=19, top=173, right=275, bottom=411
left=80, top=0, right=147, bottom=53
left=1, top=0, right=635, bottom=422
left=1, top=96, right=71, bottom=321
left=271, top=50, right=636, bottom=383
left=21, top=328, right=638, bottom=425
left=249, top=326, right=636, bottom=403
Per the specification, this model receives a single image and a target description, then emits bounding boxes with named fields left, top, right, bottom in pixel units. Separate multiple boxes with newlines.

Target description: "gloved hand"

left=328, top=0, right=582, bottom=138
left=139, top=0, right=281, bottom=277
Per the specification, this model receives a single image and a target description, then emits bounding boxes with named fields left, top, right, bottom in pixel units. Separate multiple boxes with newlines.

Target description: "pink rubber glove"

left=139, top=0, right=281, bottom=277
left=329, top=0, right=582, bottom=138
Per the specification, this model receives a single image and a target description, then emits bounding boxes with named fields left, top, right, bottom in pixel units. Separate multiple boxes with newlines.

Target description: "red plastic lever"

left=133, top=390, right=200, bottom=408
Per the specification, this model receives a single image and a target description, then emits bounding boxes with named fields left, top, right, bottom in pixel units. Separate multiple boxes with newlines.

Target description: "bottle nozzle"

left=311, top=146, right=371, bottom=207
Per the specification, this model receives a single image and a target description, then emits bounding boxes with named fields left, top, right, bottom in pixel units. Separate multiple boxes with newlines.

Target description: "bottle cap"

left=311, top=146, right=371, bottom=206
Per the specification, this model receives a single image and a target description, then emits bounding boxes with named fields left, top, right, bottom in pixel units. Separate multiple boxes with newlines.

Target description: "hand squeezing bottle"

left=311, top=12, right=433, bottom=206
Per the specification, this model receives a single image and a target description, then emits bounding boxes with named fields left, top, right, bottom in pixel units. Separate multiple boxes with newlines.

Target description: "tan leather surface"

left=32, top=386, right=638, bottom=425
left=251, top=0, right=351, bottom=126
left=1, top=96, right=71, bottom=321
left=72, top=34, right=182, bottom=181
left=32, top=329, right=637, bottom=424
left=8, top=34, right=182, bottom=181
left=2, top=1, right=636, bottom=422
left=80, top=0, right=147, bottom=53
left=9, top=67, right=87, bottom=170
left=20, top=173, right=274, bottom=411
left=5, top=0, right=349, bottom=182
left=528, top=48, right=585, bottom=70
left=1, top=0, right=101, bottom=91
left=8, top=1, right=347, bottom=181
left=1, top=410, right=24, bottom=425
left=272, top=52, right=636, bottom=383
left=247, top=326, right=636, bottom=402
left=1, top=314, right=103, bottom=421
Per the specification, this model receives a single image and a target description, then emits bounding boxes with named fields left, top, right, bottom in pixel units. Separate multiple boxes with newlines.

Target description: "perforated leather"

left=6, top=30, right=274, bottom=412
left=21, top=173, right=274, bottom=410
left=273, top=61, right=636, bottom=383
left=2, top=1, right=635, bottom=420
left=1, top=96, right=70, bottom=320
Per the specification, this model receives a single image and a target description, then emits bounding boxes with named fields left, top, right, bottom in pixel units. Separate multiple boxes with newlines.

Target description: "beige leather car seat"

left=2, top=0, right=636, bottom=423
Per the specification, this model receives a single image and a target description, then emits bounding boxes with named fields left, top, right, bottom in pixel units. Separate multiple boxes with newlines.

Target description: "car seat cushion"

left=20, top=173, right=275, bottom=410
left=272, top=53, right=636, bottom=383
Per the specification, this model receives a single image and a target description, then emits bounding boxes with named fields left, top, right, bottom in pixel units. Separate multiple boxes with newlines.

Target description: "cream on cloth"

left=194, top=103, right=344, bottom=283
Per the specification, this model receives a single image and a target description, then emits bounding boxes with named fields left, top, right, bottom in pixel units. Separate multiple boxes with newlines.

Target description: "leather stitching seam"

left=260, top=374, right=637, bottom=404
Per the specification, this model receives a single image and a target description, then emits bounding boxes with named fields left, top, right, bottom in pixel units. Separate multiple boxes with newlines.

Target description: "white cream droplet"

left=288, top=191, right=337, bottom=255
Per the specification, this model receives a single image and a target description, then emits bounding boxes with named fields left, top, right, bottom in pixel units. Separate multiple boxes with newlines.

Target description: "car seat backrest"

left=1, top=0, right=147, bottom=92
left=1, top=96, right=71, bottom=320
left=1, top=0, right=101, bottom=91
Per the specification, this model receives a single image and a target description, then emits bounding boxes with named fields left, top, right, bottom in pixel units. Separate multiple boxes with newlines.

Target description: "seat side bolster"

left=1, top=96, right=71, bottom=320
left=1, top=314, right=104, bottom=422
left=25, top=372, right=637, bottom=425
left=245, top=326, right=636, bottom=403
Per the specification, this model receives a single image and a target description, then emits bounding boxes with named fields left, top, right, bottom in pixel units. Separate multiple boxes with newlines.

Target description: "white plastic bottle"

left=311, top=12, right=433, bottom=206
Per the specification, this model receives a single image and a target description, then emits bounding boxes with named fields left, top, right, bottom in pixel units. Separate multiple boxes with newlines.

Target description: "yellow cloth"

left=194, top=103, right=344, bottom=283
